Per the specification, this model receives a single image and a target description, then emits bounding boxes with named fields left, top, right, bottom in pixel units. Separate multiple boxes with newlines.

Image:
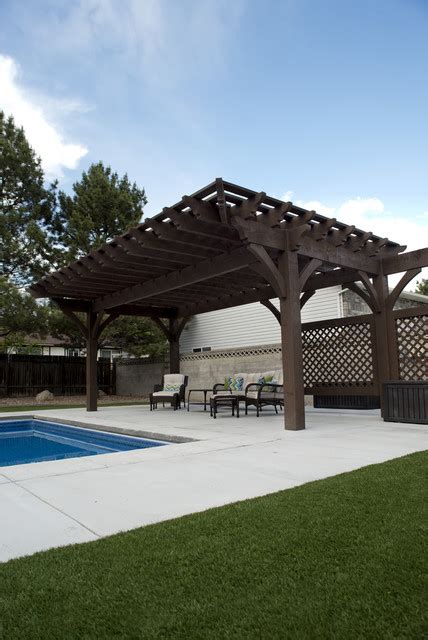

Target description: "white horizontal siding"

left=301, top=286, right=342, bottom=323
left=180, top=286, right=342, bottom=352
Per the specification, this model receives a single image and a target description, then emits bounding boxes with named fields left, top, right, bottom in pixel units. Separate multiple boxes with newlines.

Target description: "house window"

left=67, top=348, right=80, bottom=357
left=193, top=346, right=211, bottom=353
left=100, top=349, right=112, bottom=359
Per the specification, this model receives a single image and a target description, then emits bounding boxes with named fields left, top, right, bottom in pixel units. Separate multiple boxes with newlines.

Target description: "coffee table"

left=210, top=394, right=240, bottom=419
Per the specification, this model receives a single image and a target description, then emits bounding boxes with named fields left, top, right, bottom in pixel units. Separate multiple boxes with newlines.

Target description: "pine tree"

left=53, top=162, right=147, bottom=263
left=0, top=111, right=55, bottom=285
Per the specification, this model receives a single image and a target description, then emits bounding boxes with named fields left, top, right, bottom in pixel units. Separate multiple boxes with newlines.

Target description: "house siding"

left=180, top=286, right=341, bottom=352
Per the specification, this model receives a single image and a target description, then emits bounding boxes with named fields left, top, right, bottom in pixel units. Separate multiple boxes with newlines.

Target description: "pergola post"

left=372, top=272, right=392, bottom=415
left=371, top=266, right=421, bottom=413
left=279, top=250, right=305, bottom=430
left=169, top=318, right=180, bottom=373
left=86, top=310, right=99, bottom=412
left=153, top=317, right=189, bottom=375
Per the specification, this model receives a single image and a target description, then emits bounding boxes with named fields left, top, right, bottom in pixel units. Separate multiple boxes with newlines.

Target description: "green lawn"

left=0, top=452, right=426, bottom=639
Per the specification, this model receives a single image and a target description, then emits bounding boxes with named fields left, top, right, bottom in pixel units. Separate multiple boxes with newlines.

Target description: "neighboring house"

left=180, top=286, right=428, bottom=353
left=2, top=335, right=126, bottom=361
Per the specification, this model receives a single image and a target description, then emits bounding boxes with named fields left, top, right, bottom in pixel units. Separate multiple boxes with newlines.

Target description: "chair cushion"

left=274, top=369, right=283, bottom=385
left=164, top=374, right=185, bottom=387
left=247, top=390, right=283, bottom=400
left=246, top=372, right=262, bottom=386
left=152, top=391, right=178, bottom=397
left=246, top=391, right=260, bottom=399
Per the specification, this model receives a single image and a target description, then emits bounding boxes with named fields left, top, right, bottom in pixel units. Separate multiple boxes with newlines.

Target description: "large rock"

left=98, top=389, right=107, bottom=398
left=36, top=390, right=54, bottom=402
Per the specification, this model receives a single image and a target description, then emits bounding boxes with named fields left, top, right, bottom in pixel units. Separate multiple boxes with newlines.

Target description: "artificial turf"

left=0, top=451, right=426, bottom=639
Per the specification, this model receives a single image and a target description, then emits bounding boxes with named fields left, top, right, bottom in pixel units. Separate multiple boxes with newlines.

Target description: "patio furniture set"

left=150, top=371, right=284, bottom=418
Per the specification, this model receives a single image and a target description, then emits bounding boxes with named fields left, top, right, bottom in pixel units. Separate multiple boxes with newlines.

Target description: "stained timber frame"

left=30, top=179, right=428, bottom=429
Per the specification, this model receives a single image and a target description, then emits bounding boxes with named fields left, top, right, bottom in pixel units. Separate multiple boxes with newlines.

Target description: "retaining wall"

left=115, top=358, right=166, bottom=397
left=180, top=344, right=283, bottom=388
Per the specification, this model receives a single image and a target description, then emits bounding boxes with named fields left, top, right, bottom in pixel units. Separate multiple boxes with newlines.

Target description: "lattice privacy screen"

left=180, top=344, right=282, bottom=361
left=396, top=314, right=428, bottom=381
left=302, top=319, right=375, bottom=388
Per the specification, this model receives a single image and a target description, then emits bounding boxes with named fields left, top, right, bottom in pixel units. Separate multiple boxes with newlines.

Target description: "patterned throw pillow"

left=224, top=376, right=231, bottom=390
left=164, top=383, right=181, bottom=392
left=260, top=375, right=279, bottom=391
left=229, top=376, right=244, bottom=391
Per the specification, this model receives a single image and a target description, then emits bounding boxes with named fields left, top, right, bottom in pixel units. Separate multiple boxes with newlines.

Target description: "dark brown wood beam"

left=381, top=248, right=428, bottom=275
left=164, top=208, right=239, bottom=242
left=93, top=247, right=257, bottom=312
left=147, top=219, right=235, bottom=253
left=177, top=284, right=275, bottom=317
left=230, top=217, right=382, bottom=273
left=297, top=235, right=381, bottom=273
left=260, top=300, right=280, bottom=323
left=386, top=268, right=421, bottom=310
left=114, top=236, right=208, bottom=264
left=124, top=231, right=219, bottom=260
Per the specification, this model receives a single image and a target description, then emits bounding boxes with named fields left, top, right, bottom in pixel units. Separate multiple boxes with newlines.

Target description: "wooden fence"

left=0, top=354, right=115, bottom=397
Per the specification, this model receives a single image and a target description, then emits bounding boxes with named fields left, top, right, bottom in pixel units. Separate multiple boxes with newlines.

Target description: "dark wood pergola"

left=30, top=179, right=428, bottom=430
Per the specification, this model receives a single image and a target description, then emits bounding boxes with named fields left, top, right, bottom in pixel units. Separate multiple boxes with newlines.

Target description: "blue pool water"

left=0, top=419, right=167, bottom=467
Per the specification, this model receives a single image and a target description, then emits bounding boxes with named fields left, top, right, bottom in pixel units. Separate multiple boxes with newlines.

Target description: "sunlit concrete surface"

left=0, top=404, right=426, bottom=562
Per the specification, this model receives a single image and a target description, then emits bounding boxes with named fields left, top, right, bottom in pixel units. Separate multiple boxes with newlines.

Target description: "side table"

left=187, top=388, right=212, bottom=411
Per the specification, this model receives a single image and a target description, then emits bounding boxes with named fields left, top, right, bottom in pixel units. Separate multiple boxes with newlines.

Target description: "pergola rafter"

left=30, top=178, right=428, bottom=430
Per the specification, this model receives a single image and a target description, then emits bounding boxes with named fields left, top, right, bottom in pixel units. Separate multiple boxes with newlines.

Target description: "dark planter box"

left=383, top=381, right=428, bottom=424
left=314, top=395, right=380, bottom=410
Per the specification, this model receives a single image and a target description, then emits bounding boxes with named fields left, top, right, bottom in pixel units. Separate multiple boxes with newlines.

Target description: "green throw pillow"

left=164, top=383, right=181, bottom=392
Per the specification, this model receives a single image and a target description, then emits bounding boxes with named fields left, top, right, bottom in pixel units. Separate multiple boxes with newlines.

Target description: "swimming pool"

left=0, top=419, right=167, bottom=467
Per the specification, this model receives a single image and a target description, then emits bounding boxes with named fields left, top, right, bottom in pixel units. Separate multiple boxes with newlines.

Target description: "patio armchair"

left=150, top=374, right=188, bottom=411
left=212, top=370, right=284, bottom=417
left=244, top=381, right=284, bottom=417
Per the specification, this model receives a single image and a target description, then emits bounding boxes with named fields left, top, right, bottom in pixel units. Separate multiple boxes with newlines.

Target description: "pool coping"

left=0, top=414, right=197, bottom=445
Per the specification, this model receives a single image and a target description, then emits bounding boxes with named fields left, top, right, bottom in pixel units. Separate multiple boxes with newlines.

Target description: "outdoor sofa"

left=150, top=374, right=188, bottom=411
left=213, top=370, right=284, bottom=416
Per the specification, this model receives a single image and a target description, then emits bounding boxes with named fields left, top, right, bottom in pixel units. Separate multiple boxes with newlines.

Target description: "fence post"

left=112, top=360, right=116, bottom=395
left=6, top=354, right=10, bottom=397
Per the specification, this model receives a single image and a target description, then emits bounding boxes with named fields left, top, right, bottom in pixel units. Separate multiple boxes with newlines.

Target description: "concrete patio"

left=0, top=404, right=427, bottom=563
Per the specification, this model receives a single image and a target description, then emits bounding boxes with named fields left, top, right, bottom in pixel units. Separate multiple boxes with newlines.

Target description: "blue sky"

left=0, top=0, right=427, bottom=269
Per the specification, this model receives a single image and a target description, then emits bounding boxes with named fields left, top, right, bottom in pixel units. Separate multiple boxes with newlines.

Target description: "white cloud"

left=0, top=54, right=88, bottom=179
left=284, top=190, right=427, bottom=288
left=281, top=190, right=294, bottom=202
left=296, top=199, right=335, bottom=216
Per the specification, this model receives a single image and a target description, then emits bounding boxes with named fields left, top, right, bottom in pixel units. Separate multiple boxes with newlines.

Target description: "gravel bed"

left=0, top=395, right=147, bottom=407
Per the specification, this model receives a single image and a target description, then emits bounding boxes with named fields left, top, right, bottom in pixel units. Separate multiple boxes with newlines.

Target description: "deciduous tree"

left=415, top=278, right=428, bottom=296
